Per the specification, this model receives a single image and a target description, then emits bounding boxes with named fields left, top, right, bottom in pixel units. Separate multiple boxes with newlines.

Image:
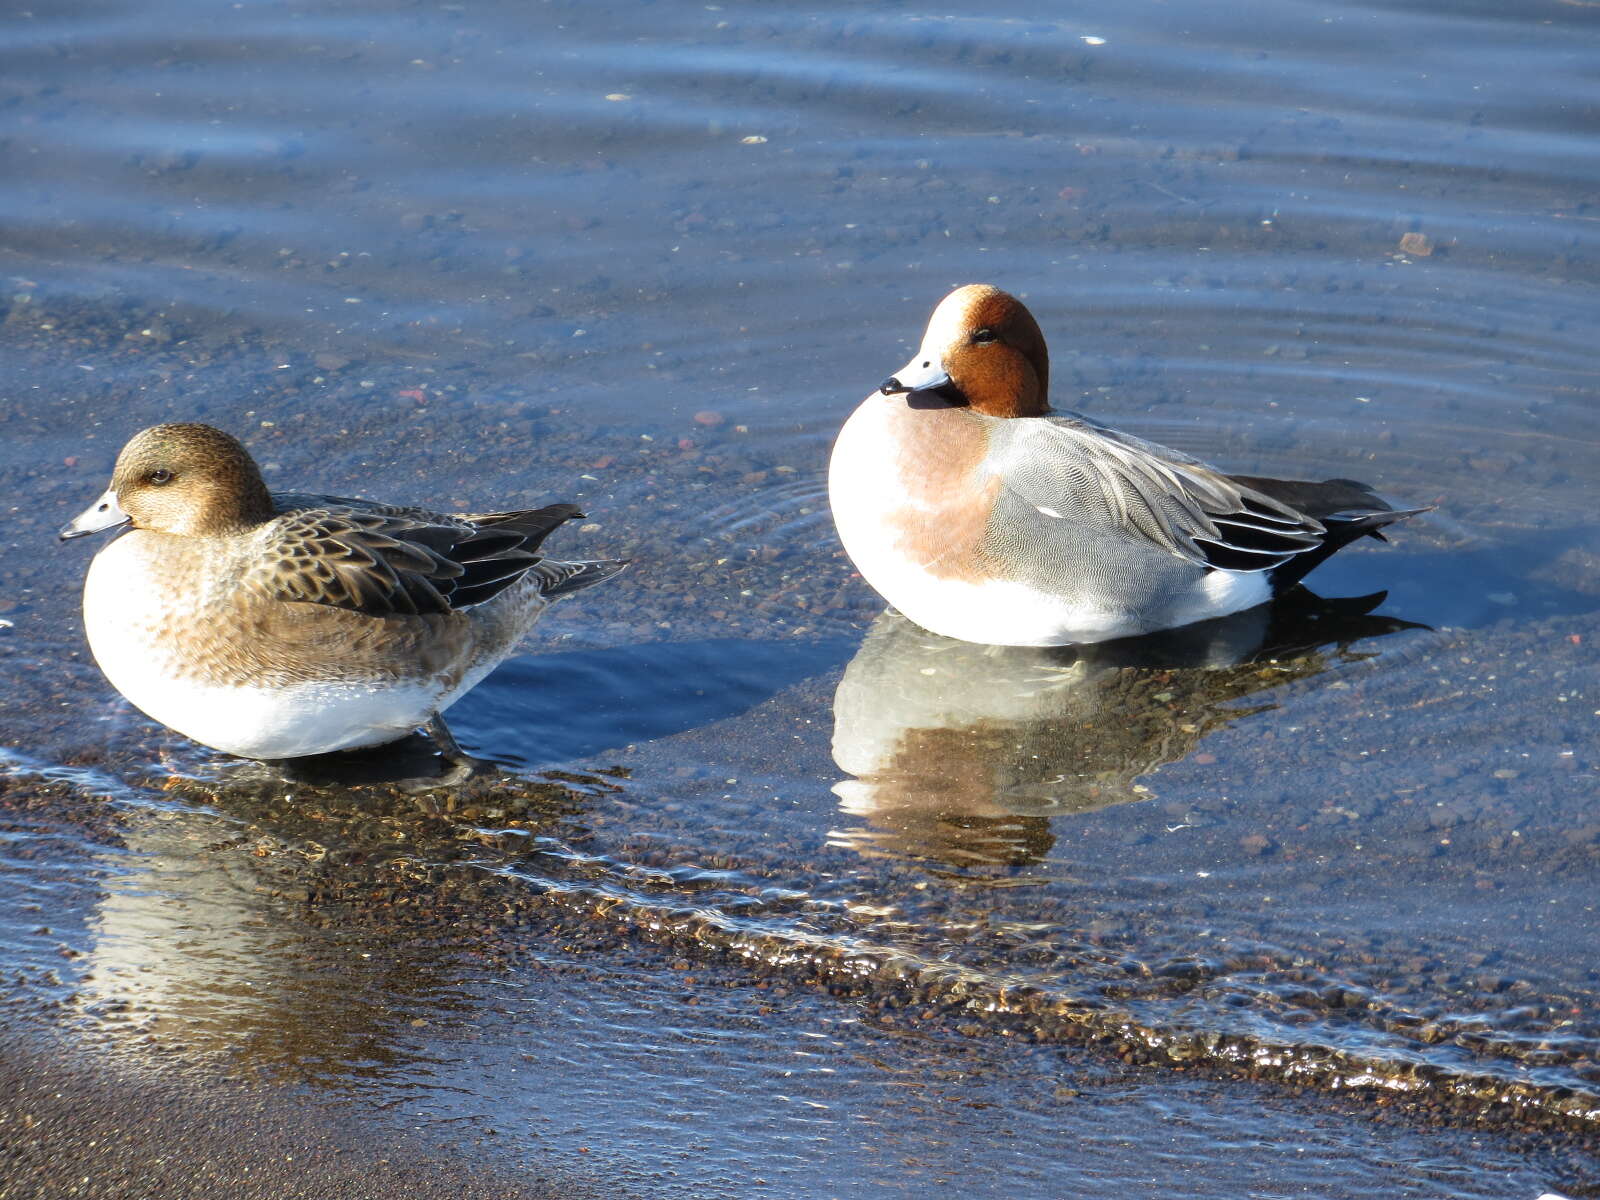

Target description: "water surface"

left=1, top=0, right=1597, bottom=1195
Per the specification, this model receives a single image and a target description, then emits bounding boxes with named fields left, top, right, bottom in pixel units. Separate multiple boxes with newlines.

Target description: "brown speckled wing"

left=246, top=501, right=585, bottom=616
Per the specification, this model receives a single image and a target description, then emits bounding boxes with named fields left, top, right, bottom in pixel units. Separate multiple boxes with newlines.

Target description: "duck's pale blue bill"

left=60, top=488, right=130, bottom=541
left=880, top=352, right=952, bottom=396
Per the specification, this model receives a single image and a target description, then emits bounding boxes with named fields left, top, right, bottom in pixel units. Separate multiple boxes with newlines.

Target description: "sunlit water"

left=1, top=0, right=1597, bottom=1195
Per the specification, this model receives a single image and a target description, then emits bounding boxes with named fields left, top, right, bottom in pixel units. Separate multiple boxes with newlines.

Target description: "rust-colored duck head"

left=880, top=284, right=1050, bottom=418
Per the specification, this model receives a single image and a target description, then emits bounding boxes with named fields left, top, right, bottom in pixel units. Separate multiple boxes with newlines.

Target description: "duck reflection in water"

left=829, top=589, right=1424, bottom=878
left=76, top=752, right=595, bottom=1076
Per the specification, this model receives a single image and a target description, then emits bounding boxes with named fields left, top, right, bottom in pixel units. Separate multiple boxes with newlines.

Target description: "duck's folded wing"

left=992, top=414, right=1327, bottom=573
left=245, top=502, right=584, bottom=616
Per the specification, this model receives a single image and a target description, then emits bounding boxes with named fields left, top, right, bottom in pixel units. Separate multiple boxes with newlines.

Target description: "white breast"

left=828, top=398, right=918, bottom=574
left=830, top=401, right=1124, bottom=645
left=829, top=400, right=1271, bottom=646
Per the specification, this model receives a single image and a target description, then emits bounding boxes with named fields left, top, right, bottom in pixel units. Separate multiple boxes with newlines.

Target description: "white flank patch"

left=1193, top=567, right=1271, bottom=623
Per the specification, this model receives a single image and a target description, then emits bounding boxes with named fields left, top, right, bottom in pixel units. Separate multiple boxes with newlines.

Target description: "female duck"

left=61, top=423, right=624, bottom=760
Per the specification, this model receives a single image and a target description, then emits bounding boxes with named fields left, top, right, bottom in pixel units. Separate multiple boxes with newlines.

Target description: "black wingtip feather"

left=440, top=502, right=593, bottom=608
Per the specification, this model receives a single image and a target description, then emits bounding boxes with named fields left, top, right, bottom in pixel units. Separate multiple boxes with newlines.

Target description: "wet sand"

left=0, top=1039, right=615, bottom=1200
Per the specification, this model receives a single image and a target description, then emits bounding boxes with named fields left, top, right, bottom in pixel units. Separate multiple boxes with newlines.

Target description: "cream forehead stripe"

left=917, top=285, right=996, bottom=357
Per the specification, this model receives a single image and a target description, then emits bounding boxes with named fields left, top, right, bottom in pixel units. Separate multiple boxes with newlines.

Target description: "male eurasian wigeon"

left=60, top=423, right=625, bottom=761
left=829, top=284, right=1424, bottom=646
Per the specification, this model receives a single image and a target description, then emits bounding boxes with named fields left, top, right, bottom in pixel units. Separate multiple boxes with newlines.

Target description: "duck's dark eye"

left=149, top=469, right=173, bottom=485
left=971, top=328, right=998, bottom=344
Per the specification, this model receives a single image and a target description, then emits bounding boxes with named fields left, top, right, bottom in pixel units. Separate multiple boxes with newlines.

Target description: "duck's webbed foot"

left=420, top=714, right=495, bottom=787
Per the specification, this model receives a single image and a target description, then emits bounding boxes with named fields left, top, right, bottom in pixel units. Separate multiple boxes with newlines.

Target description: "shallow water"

left=1, top=0, right=1598, bottom=1195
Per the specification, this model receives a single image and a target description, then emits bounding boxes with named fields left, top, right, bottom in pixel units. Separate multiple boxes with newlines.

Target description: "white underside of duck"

left=829, top=528, right=1269, bottom=647
left=91, top=667, right=446, bottom=760
left=863, top=568, right=1268, bottom=648
left=82, top=535, right=486, bottom=759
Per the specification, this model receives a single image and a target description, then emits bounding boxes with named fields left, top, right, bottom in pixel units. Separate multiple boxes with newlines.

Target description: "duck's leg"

left=425, top=713, right=469, bottom=759
left=422, top=714, right=493, bottom=785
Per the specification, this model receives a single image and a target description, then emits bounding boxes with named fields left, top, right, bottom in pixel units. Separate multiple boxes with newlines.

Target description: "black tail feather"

left=1226, top=472, right=1429, bottom=591
left=1267, top=506, right=1429, bottom=590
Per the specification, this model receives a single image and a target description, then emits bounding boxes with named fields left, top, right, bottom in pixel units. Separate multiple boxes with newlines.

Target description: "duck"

left=829, top=284, right=1426, bottom=647
left=59, top=423, right=626, bottom=761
